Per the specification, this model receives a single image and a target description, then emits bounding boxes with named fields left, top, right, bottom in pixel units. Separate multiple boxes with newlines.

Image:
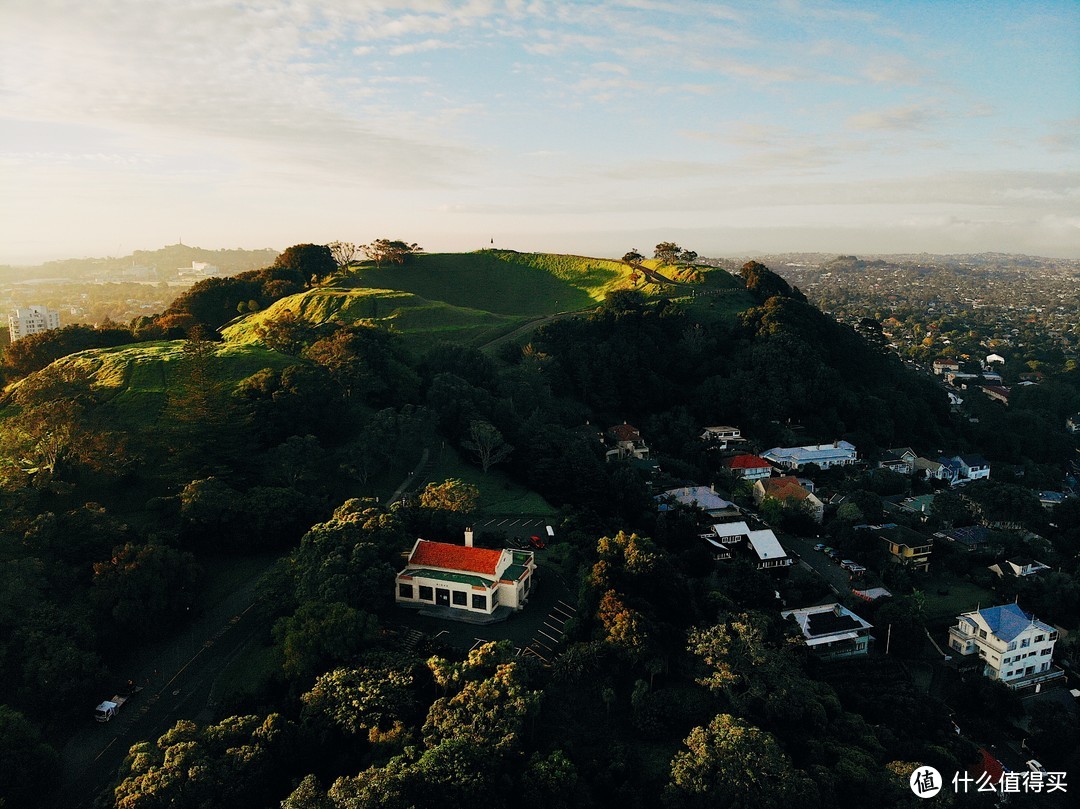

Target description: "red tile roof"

left=409, top=540, right=503, bottom=576
left=609, top=423, right=641, bottom=443
left=760, top=476, right=811, bottom=501
left=724, top=454, right=772, bottom=470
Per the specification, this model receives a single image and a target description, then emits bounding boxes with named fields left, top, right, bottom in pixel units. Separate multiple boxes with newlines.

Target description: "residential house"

left=988, top=558, right=1051, bottom=580
left=721, top=454, right=773, bottom=480
left=947, top=603, right=1063, bottom=689
left=936, top=454, right=990, bottom=485
left=953, top=454, right=991, bottom=482
left=986, top=353, right=1006, bottom=365
left=876, top=524, right=933, bottom=572
left=878, top=447, right=917, bottom=475
left=932, top=358, right=960, bottom=375
left=1038, top=491, right=1067, bottom=510
left=761, top=441, right=857, bottom=471
left=934, top=525, right=997, bottom=553
left=700, top=426, right=743, bottom=448
left=605, top=423, right=650, bottom=462
left=914, top=456, right=952, bottom=482
left=886, top=494, right=936, bottom=522
left=945, top=371, right=980, bottom=387
left=981, top=385, right=1011, bottom=405
left=753, top=476, right=824, bottom=523
left=656, top=485, right=740, bottom=520
left=395, top=530, right=536, bottom=621
left=782, top=603, right=873, bottom=660
left=701, top=521, right=793, bottom=570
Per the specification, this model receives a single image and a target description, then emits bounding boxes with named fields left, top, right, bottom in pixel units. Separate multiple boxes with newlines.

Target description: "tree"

left=665, top=713, right=814, bottom=809
left=91, top=543, right=201, bottom=639
left=274, top=243, right=337, bottom=283
left=328, top=240, right=360, bottom=271
left=361, top=239, right=421, bottom=268
left=253, top=309, right=317, bottom=355
left=419, top=479, right=480, bottom=513
left=461, top=419, right=513, bottom=474
left=622, top=249, right=644, bottom=264
left=679, top=249, right=699, bottom=265
left=654, top=242, right=682, bottom=264
left=273, top=600, right=378, bottom=683
left=302, top=665, right=417, bottom=742
left=0, top=705, right=61, bottom=809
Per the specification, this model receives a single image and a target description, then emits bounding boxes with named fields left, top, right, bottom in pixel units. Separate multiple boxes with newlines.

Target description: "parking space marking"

left=537, top=629, right=560, bottom=644
left=543, top=621, right=563, bottom=633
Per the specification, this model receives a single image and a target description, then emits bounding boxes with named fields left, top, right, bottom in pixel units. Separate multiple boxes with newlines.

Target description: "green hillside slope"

left=14, top=341, right=295, bottom=426
left=345, top=250, right=636, bottom=315
left=221, top=287, right=526, bottom=350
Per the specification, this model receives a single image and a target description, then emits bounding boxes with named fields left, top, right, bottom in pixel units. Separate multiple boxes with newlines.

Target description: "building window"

left=1021, top=638, right=1030, bottom=648
left=1035, top=634, right=1044, bottom=642
left=398, top=583, right=413, bottom=599
left=1007, top=641, right=1017, bottom=651
left=419, top=586, right=433, bottom=601
left=452, top=591, right=467, bottom=606
left=472, top=594, right=487, bottom=610
left=1041, top=648, right=1051, bottom=655
left=978, top=629, right=987, bottom=639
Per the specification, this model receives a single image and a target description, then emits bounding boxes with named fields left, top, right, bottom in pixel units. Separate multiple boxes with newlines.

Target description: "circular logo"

left=909, top=766, right=943, bottom=798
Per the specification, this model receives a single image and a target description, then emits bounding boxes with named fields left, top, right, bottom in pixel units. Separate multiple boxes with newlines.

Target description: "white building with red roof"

left=395, top=531, right=536, bottom=620
left=721, top=454, right=773, bottom=480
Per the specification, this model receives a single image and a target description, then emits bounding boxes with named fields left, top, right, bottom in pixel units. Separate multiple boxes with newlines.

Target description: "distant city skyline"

left=2, top=0, right=1078, bottom=265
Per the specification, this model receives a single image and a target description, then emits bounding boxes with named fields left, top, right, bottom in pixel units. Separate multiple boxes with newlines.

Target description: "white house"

left=947, top=604, right=1062, bottom=690
left=988, top=558, right=1051, bottom=580
left=953, top=454, right=991, bottom=481
left=933, top=358, right=960, bottom=375
left=986, top=353, right=1006, bottom=365
left=782, top=603, right=873, bottom=660
left=702, top=521, right=793, bottom=570
left=8, top=305, right=61, bottom=342
left=761, top=441, right=857, bottom=471
left=177, top=261, right=221, bottom=280
left=700, top=425, right=743, bottom=446
left=395, top=531, right=535, bottom=620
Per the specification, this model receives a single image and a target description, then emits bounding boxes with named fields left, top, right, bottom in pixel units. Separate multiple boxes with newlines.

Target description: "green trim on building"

left=501, top=564, right=528, bottom=582
left=400, top=568, right=495, bottom=588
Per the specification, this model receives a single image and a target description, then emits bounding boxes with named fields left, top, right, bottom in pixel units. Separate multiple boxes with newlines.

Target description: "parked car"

left=826, top=550, right=840, bottom=561
left=840, top=560, right=856, bottom=570
left=848, top=565, right=867, bottom=576
left=813, top=543, right=826, bottom=552
left=529, top=535, right=546, bottom=550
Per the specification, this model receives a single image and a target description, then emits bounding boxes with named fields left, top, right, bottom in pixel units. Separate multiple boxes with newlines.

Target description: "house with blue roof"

left=761, top=440, right=857, bottom=471
left=947, top=603, right=1063, bottom=690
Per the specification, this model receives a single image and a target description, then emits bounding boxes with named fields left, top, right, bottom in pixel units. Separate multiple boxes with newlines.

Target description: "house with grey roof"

left=782, top=603, right=873, bottom=660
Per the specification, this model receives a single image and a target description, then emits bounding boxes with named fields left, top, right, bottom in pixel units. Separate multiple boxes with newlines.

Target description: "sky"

left=1, top=0, right=1078, bottom=264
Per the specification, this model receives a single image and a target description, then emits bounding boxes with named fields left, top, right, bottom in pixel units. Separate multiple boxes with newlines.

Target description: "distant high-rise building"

left=8, top=305, right=61, bottom=342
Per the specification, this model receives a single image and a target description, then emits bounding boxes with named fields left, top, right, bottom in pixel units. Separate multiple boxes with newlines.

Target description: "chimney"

left=710, top=483, right=716, bottom=494
left=464, top=527, right=474, bottom=548
left=833, top=604, right=844, bottom=617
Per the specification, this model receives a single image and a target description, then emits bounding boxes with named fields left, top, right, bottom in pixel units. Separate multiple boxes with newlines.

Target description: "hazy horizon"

left=2, top=1, right=1078, bottom=265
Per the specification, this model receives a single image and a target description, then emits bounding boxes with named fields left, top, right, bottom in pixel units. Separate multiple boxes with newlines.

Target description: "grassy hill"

left=221, top=286, right=528, bottom=351
left=220, top=250, right=751, bottom=352
left=344, top=250, right=637, bottom=316
left=13, top=341, right=295, bottom=427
